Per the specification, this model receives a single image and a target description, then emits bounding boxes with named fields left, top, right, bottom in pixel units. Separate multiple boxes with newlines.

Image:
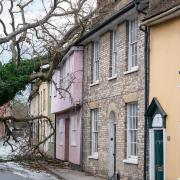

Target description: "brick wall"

left=82, top=9, right=146, bottom=180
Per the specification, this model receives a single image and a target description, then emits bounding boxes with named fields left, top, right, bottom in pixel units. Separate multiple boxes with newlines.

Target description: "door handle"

left=110, top=138, right=113, bottom=141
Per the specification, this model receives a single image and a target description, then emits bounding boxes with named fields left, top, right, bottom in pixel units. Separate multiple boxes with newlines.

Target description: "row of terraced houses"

left=29, top=0, right=180, bottom=179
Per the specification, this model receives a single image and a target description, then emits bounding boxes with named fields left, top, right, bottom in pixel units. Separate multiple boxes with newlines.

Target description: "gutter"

left=142, top=5, right=180, bottom=26
left=76, top=1, right=135, bottom=44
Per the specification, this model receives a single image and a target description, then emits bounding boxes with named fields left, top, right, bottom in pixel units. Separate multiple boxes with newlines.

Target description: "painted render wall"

left=149, top=17, right=180, bottom=180
left=38, top=82, right=55, bottom=156
left=51, top=47, right=83, bottom=114
left=56, top=109, right=82, bottom=165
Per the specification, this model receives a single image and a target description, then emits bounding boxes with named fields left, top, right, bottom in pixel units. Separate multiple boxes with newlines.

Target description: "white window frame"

left=91, top=109, right=99, bottom=158
left=128, top=18, right=138, bottom=71
left=71, top=114, right=78, bottom=146
left=53, top=80, right=57, bottom=97
left=49, top=82, right=52, bottom=97
left=111, top=30, right=117, bottom=77
left=43, top=89, right=46, bottom=111
left=126, top=103, right=138, bottom=161
left=93, top=41, right=99, bottom=83
left=40, top=91, right=43, bottom=112
left=48, top=125, right=54, bottom=143
left=59, top=119, right=64, bottom=145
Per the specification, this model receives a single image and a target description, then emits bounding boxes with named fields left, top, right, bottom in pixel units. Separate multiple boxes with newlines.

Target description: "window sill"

left=108, top=75, right=117, bottom=81
left=123, top=158, right=138, bottom=165
left=89, top=81, right=99, bottom=87
left=88, top=154, right=98, bottom=160
left=71, top=144, right=77, bottom=147
left=124, top=66, right=138, bottom=75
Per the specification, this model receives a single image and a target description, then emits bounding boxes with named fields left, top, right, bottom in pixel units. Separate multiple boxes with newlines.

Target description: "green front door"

left=154, top=130, right=164, bottom=180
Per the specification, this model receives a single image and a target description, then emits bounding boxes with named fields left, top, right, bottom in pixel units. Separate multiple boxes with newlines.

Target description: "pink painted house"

left=51, top=46, right=83, bottom=167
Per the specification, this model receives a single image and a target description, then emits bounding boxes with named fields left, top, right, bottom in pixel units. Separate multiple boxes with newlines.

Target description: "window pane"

left=71, top=115, right=77, bottom=145
left=128, top=18, right=138, bottom=70
left=91, top=109, right=99, bottom=155
left=112, top=31, right=117, bottom=77
left=127, top=103, right=138, bottom=157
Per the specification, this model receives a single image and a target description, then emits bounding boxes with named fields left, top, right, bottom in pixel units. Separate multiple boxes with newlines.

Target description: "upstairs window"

left=92, top=41, right=99, bottom=83
left=110, top=30, right=117, bottom=77
left=43, top=89, right=46, bottom=111
left=128, top=18, right=138, bottom=71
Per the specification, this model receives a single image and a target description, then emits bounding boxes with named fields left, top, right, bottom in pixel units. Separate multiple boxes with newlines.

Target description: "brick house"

left=78, top=0, right=148, bottom=179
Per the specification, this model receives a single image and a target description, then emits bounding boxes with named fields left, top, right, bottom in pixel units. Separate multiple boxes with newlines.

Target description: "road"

left=0, top=162, right=57, bottom=180
left=0, top=140, right=59, bottom=180
left=0, top=162, right=58, bottom=180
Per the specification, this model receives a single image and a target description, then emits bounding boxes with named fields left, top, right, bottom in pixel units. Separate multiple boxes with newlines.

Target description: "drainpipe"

left=80, top=49, right=84, bottom=171
left=54, top=114, right=56, bottom=159
left=140, top=25, right=149, bottom=180
left=113, top=124, right=117, bottom=179
left=135, top=1, right=149, bottom=179
left=80, top=109, right=83, bottom=171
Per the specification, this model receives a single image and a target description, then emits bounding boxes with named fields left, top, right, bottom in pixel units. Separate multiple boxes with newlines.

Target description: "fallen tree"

left=0, top=0, right=110, bottom=159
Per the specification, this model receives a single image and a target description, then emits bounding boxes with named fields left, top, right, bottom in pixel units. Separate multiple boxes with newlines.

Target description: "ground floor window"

left=71, top=114, right=78, bottom=146
left=59, top=119, right=64, bottom=145
left=126, top=102, right=138, bottom=160
left=91, top=109, right=99, bottom=157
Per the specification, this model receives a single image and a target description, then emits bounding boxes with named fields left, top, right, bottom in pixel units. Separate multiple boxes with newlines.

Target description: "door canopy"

left=146, top=98, right=167, bottom=129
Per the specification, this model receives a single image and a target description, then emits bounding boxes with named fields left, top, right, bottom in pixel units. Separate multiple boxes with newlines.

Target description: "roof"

left=76, top=1, right=136, bottom=44
left=146, top=97, right=167, bottom=118
left=147, top=0, right=180, bottom=19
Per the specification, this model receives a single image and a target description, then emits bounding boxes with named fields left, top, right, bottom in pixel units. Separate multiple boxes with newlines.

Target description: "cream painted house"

left=30, top=80, right=55, bottom=158
left=29, top=86, right=39, bottom=145
left=39, top=81, right=54, bottom=155
left=143, top=1, right=180, bottom=179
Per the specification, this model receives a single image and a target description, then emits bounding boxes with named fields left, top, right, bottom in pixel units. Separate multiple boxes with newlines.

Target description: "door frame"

left=64, top=118, right=70, bottom=161
left=108, top=121, right=117, bottom=178
left=149, top=128, right=166, bottom=180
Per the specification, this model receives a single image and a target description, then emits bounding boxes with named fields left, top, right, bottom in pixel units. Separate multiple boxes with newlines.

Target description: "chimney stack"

left=97, top=0, right=115, bottom=10
left=149, top=0, right=164, bottom=10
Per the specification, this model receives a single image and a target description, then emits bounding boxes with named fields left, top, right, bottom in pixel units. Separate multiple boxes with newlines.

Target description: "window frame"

left=128, top=18, right=138, bottom=71
left=53, top=79, right=57, bottom=97
left=91, top=109, right=99, bottom=158
left=126, top=102, right=138, bottom=161
left=59, top=119, right=64, bottom=145
left=43, top=89, right=46, bottom=111
left=71, top=114, right=78, bottom=146
left=92, top=41, right=100, bottom=83
left=40, top=91, right=42, bottom=113
left=111, top=30, right=117, bottom=77
left=48, top=125, right=54, bottom=142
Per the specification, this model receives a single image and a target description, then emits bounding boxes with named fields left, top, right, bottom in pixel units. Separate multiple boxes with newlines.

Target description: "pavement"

left=43, top=164, right=105, bottom=180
